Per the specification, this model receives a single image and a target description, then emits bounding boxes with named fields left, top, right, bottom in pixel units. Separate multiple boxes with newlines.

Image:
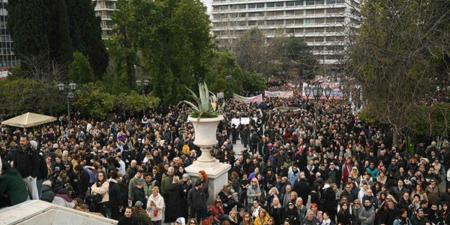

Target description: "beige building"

left=93, top=0, right=117, bottom=40
left=211, top=0, right=360, bottom=68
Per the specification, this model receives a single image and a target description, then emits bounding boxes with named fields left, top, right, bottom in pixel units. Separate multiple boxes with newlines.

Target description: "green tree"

left=110, top=0, right=213, bottom=106
left=68, top=52, right=95, bottom=83
left=0, top=78, right=65, bottom=117
left=8, top=0, right=108, bottom=79
left=350, top=0, right=449, bottom=143
left=270, top=37, right=318, bottom=81
left=234, top=29, right=269, bottom=75
left=74, top=83, right=115, bottom=119
left=66, top=0, right=109, bottom=78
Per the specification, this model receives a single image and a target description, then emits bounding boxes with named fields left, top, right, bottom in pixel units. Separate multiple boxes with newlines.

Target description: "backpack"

left=182, top=144, right=190, bottom=155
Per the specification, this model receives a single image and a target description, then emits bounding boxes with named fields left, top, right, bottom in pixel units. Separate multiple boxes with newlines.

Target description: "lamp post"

left=136, top=79, right=150, bottom=115
left=305, top=85, right=312, bottom=101
left=311, top=84, right=323, bottom=148
left=57, top=82, right=77, bottom=127
left=324, top=86, right=332, bottom=100
left=136, top=79, right=150, bottom=95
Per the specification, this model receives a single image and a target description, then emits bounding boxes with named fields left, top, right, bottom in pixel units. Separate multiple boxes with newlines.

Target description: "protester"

left=0, top=91, right=447, bottom=225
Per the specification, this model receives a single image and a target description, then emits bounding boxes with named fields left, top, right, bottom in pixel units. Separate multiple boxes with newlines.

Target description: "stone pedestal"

left=185, top=160, right=231, bottom=204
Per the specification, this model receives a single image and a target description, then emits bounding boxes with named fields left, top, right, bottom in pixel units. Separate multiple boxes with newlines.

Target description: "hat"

left=175, top=217, right=186, bottom=225
left=135, top=201, right=144, bottom=208
left=42, top=180, right=52, bottom=187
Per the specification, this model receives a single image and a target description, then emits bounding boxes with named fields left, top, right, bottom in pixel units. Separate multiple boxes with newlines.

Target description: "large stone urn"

left=185, top=115, right=231, bottom=203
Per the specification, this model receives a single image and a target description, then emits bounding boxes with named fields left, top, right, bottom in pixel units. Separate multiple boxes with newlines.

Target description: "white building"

left=211, top=0, right=360, bottom=68
left=93, top=0, right=117, bottom=40
left=0, top=0, right=19, bottom=69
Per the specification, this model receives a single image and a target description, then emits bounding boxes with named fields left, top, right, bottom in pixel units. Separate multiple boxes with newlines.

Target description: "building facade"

left=0, top=0, right=19, bottom=69
left=211, top=0, right=360, bottom=67
left=93, top=0, right=116, bottom=40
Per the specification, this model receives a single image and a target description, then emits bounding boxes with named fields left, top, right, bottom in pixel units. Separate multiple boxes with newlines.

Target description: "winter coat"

left=294, top=179, right=311, bottom=203
left=13, top=147, right=38, bottom=178
left=247, top=185, right=261, bottom=204
left=164, top=183, right=186, bottom=222
left=337, top=210, right=352, bottom=225
left=269, top=207, right=284, bottom=225
left=132, top=186, right=147, bottom=207
left=187, top=187, right=208, bottom=212
left=0, top=168, right=28, bottom=205
left=358, top=207, right=375, bottom=225
left=41, top=184, right=55, bottom=202
left=147, top=193, right=165, bottom=222
left=91, top=181, right=109, bottom=203
left=109, top=179, right=124, bottom=208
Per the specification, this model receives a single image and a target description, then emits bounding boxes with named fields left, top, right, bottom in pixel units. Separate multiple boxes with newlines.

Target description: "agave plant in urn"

left=182, top=82, right=224, bottom=163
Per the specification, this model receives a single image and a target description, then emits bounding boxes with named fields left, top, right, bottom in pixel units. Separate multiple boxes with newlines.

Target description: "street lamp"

left=136, top=79, right=150, bottom=95
left=305, top=85, right=312, bottom=100
left=312, top=85, right=323, bottom=100
left=136, top=79, right=150, bottom=115
left=324, top=86, right=332, bottom=99
left=57, top=82, right=77, bottom=127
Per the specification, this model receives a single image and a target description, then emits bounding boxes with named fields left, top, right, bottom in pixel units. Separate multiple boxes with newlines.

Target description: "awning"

left=1, top=112, right=57, bottom=128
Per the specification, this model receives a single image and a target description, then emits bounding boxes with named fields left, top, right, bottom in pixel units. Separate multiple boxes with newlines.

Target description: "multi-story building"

left=211, top=0, right=360, bottom=70
left=0, top=0, right=19, bottom=69
left=93, top=0, right=116, bottom=40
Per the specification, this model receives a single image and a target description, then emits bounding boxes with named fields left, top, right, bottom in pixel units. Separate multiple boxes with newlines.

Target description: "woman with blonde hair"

left=254, top=209, right=270, bottom=225
left=147, top=186, right=165, bottom=225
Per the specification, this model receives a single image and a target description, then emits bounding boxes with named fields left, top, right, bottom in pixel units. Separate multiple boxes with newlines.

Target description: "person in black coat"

left=321, top=184, right=337, bottom=221
left=337, top=203, right=352, bottom=225
left=269, top=198, right=284, bottom=225
left=118, top=207, right=137, bottom=225
left=294, top=174, right=310, bottom=204
left=12, top=136, right=39, bottom=200
left=187, top=180, right=208, bottom=221
left=131, top=180, right=147, bottom=208
left=164, top=176, right=186, bottom=223
left=284, top=202, right=300, bottom=225
left=109, top=171, right=124, bottom=220
left=68, top=165, right=90, bottom=198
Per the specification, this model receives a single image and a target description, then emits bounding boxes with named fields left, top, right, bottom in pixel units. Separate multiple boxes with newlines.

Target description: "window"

left=286, top=1, right=295, bottom=7
left=267, top=2, right=275, bottom=7
left=315, top=18, right=324, bottom=24
left=275, top=2, right=284, bottom=7
left=239, top=4, right=246, bottom=9
left=256, top=3, right=264, bottom=8
left=295, top=0, right=304, bottom=5
left=286, top=10, right=295, bottom=15
left=248, top=3, right=256, bottom=8
left=306, top=9, right=315, bottom=15
left=315, top=0, right=324, bottom=5
left=314, top=27, right=324, bottom=33
left=286, top=19, right=295, bottom=24
left=306, top=0, right=314, bottom=5
left=304, top=19, right=314, bottom=24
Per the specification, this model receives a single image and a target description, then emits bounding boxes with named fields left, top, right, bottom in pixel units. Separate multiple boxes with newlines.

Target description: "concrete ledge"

left=0, top=200, right=117, bottom=225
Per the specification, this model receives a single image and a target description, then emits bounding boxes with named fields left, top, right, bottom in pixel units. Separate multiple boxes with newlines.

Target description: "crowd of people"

left=0, top=95, right=449, bottom=225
